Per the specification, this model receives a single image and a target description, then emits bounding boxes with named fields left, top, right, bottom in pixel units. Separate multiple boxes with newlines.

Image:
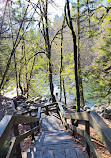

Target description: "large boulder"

left=101, top=108, right=111, bottom=119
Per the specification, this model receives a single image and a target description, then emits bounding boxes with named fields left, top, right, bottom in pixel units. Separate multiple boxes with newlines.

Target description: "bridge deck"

left=22, top=113, right=88, bottom=158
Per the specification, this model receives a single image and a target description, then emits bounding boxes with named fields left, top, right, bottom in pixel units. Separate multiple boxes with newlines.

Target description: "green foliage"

left=84, top=25, right=111, bottom=104
left=30, top=70, right=49, bottom=97
left=0, top=0, right=111, bottom=105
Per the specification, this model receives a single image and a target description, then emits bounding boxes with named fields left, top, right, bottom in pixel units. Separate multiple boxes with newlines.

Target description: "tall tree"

left=77, top=0, right=85, bottom=107
left=39, top=0, right=56, bottom=102
left=60, top=17, right=66, bottom=104
left=65, top=0, right=80, bottom=113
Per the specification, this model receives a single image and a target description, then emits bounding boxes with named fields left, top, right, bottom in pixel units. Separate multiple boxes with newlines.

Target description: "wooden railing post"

left=45, top=106, right=49, bottom=115
left=29, top=112, right=35, bottom=140
left=85, top=119, right=90, bottom=157
left=56, top=104, right=59, bottom=114
left=14, top=124, right=22, bottom=158
left=71, top=119, right=75, bottom=137
left=65, top=118, right=67, bottom=130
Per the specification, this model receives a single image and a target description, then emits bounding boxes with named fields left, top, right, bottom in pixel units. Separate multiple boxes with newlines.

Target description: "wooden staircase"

left=23, top=114, right=88, bottom=158
left=0, top=101, right=111, bottom=158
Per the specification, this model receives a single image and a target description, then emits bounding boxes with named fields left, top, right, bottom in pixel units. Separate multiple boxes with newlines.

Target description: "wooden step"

left=22, top=114, right=88, bottom=158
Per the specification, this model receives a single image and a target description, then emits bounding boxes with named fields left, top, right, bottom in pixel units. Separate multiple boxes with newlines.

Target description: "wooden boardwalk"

left=22, top=114, right=88, bottom=158
left=1, top=102, right=111, bottom=158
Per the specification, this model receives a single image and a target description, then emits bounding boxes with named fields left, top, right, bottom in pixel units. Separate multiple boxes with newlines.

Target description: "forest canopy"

left=0, top=0, right=111, bottom=107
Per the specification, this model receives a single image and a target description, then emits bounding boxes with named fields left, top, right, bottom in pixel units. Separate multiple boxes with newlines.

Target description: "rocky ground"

left=91, top=102, right=111, bottom=119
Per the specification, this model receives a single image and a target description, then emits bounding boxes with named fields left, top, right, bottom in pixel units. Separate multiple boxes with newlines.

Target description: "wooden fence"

left=0, top=101, right=111, bottom=158
left=0, top=107, right=41, bottom=158
left=57, top=102, right=111, bottom=158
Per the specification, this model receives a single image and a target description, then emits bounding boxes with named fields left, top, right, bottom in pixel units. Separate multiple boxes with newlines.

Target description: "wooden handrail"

left=13, top=115, right=39, bottom=124
left=58, top=102, right=65, bottom=115
left=90, top=111, right=111, bottom=154
left=1, top=101, right=111, bottom=158
left=16, top=125, right=40, bottom=145
left=57, top=102, right=111, bottom=157
left=21, top=108, right=38, bottom=115
left=84, top=131, right=101, bottom=158
left=44, top=102, right=58, bottom=107
left=67, top=124, right=101, bottom=158
left=6, top=125, right=40, bottom=158
left=6, top=137, right=16, bottom=158
left=0, top=108, right=41, bottom=158
left=0, top=115, right=14, bottom=148
left=64, top=111, right=90, bottom=121
left=62, top=108, right=111, bottom=154
left=0, top=115, right=40, bottom=143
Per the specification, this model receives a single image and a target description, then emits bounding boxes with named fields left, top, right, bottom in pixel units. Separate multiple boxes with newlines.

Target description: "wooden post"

left=30, top=112, right=35, bottom=140
left=65, top=118, right=67, bottom=130
left=71, top=119, right=75, bottom=137
left=85, top=120, right=90, bottom=157
left=14, top=124, right=22, bottom=158
left=56, top=104, right=59, bottom=114
left=45, top=106, right=49, bottom=115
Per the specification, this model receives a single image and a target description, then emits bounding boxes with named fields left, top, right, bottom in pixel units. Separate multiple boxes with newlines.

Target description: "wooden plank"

left=39, top=102, right=58, bottom=109
left=58, top=102, right=65, bottom=115
left=36, top=143, right=76, bottom=151
left=45, top=106, right=49, bottom=115
left=27, top=152, right=31, bottom=158
left=16, top=126, right=40, bottom=145
left=59, top=110, right=67, bottom=127
left=75, top=148, right=88, bottom=158
left=90, top=111, right=111, bottom=153
left=42, top=150, right=54, bottom=158
left=67, top=124, right=101, bottom=158
left=65, top=148, right=77, bottom=158
left=41, top=108, right=57, bottom=113
left=21, top=108, right=38, bottom=115
left=68, top=124, right=101, bottom=158
left=14, top=124, right=22, bottom=158
left=84, top=131, right=101, bottom=158
left=0, top=115, right=12, bottom=137
left=73, top=126, right=84, bottom=136
left=45, top=102, right=58, bottom=107
left=36, top=102, right=44, bottom=107
left=64, top=111, right=90, bottom=121
left=0, top=115, right=14, bottom=148
left=34, top=151, right=42, bottom=158
left=13, top=115, right=40, bottom=124
left=69, top=125, right=84, bottom=137
left=54, top=149, right=65, bottom=158
left=85, top=121, right=90, bottom=157
left=6, top=137, right=16, bottom=158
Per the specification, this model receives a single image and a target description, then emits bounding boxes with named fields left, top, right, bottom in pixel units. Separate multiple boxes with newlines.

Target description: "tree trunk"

left=60, top=30, right=63, bottom=101
left=77, top=0, right=85, bottom=107
left=45, top=0, right=55, bottom=102
left=63, top=79, right=66, bottom=105
left=27, top=57, right=36, bottom=98
left=19, top=69, right=23, bottom=95
left=14, top=53, right=18, bottom=97
left=65, top=0, right=80, bottom=114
